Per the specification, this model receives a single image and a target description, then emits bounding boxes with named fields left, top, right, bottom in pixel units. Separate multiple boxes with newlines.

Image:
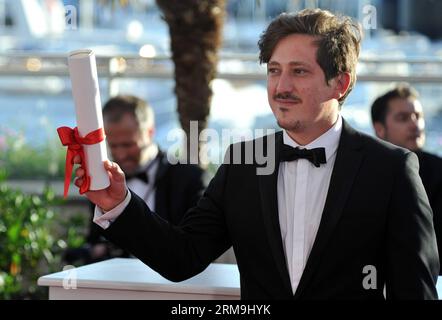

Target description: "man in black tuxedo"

left=73, top=9, right=439, bottom=299
left=371, top=84, right=442, bottom=275
left=64, top=95, right=206, bottom=264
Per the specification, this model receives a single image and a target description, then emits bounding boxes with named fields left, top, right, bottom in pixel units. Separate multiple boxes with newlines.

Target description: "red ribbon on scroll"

left=57, top=126, right=105, bottom=198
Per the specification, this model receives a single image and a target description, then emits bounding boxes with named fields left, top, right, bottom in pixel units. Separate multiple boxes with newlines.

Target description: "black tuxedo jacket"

left=416, top=150, right=442, bottom=275
left=87, top=151, right=206, bottom=245
left=102, top=120, right=439, bottom=299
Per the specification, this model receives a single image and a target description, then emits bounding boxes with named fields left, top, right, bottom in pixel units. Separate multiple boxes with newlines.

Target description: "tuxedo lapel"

left=154, top=151, right=169, bottom=187
left=153, top=151, right=169, bottom=219
left=294, top=120, right=365, bottom=298
left=258, top=131, right=293, bottom=295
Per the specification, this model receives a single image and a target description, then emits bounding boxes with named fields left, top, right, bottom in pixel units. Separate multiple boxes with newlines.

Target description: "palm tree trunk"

left=156, top=0, right=225, bottom=165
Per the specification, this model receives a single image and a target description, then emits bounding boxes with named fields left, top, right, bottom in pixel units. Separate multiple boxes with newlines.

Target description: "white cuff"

left=93, top=190, right=132, bottom=229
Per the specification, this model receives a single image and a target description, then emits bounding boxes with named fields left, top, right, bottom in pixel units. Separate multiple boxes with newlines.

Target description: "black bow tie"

left=280, top=144, right=327, bottom=167
left=127, top=171, right=149, bottom=184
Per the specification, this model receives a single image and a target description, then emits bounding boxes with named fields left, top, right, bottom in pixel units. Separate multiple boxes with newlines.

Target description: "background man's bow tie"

left=127, top=171, right=149, bottom=183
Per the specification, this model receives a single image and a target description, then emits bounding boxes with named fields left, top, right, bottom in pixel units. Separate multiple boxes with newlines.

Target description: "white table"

left=437, top=276, right=442, bottom=298
left=38, top=258, right=442, bottom=300
left=38, top=258, right=240, bottom=300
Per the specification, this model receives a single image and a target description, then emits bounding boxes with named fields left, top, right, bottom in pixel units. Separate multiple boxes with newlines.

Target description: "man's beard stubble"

left=273, top=92, right=304, bottom=132
left=277, top=118, right=303, bottom=132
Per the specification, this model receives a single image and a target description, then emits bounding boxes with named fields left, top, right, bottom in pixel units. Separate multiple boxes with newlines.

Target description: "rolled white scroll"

left=68, top=49, right=110, bottom=191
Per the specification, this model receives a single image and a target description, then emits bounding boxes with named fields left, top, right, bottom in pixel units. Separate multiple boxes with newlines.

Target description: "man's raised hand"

left=73, top=155, right=127, bottom=211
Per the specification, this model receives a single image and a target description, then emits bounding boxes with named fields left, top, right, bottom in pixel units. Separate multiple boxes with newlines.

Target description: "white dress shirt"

left=126, top=145, right=159, bottom=210
left=278, top=115, right=342, bottom=294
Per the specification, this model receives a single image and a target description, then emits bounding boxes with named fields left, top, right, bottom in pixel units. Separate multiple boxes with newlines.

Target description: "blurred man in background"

left=371, top=84, right=442, bottom=274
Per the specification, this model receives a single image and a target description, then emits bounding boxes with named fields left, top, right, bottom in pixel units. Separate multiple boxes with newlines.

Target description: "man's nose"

left=276, top=71, right=294, bottom=94
left=409, top=114, right=420, bottom=131
left=111, top=147, right=127, bottom=161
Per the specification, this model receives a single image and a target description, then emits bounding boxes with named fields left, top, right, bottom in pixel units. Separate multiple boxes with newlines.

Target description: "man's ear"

left=334, top=72, right=351, bottom=99
left=373, top=121, right=386, bottom=139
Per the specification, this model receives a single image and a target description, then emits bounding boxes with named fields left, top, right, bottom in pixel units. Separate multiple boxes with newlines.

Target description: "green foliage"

left=0, top=128, right=66, bottom=180
left=0, top=177, right=85, bottom=299
left=58, top=212, right=87, bottom=250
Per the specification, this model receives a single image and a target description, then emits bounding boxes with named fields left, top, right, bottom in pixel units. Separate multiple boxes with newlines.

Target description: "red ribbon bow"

left=57, top=126, right=105, bottom=198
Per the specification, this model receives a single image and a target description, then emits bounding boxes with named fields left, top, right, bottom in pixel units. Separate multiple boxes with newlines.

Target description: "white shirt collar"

left=282, top=115, right=342, bottom=161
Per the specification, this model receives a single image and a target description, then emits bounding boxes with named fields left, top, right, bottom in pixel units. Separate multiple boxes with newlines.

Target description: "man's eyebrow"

left=267, top=61, right=280, bottom=67
left=267, top=60, right=312, bottom=68
left=394, top=111, right=411, bottom=117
